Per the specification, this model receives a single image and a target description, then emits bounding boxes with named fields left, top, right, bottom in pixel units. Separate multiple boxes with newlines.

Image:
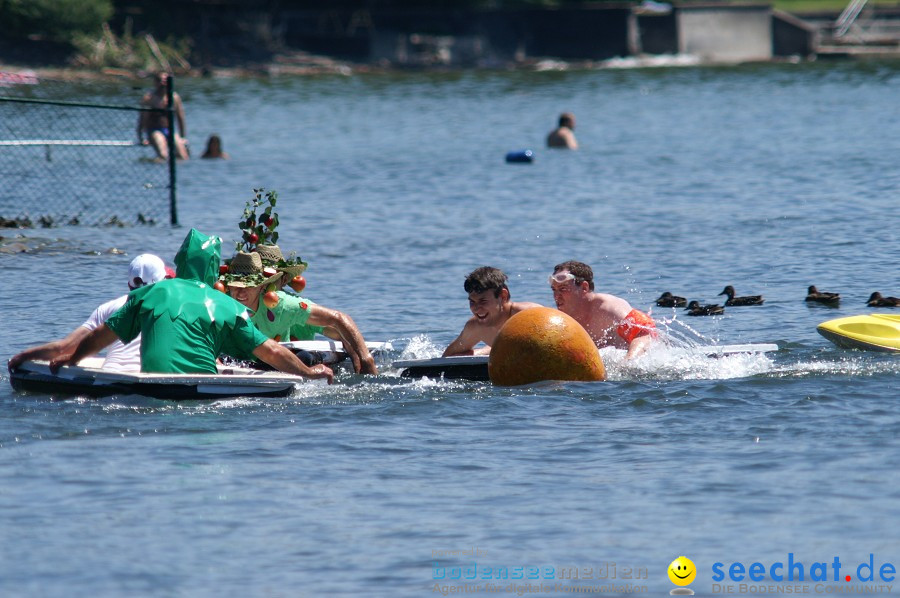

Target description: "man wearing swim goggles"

left=443, top=266, right=543, bottom=357
left=549, top=260, right=656, bottom=360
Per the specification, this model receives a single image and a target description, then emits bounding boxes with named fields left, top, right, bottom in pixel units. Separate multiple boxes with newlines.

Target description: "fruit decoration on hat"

left=235, top=187, right=280, bottom=255
left=218, top=187, right=308, bottom=289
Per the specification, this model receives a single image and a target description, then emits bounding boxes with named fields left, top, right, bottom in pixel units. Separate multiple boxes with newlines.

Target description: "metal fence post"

left=166, top=74, right=179, bottom=226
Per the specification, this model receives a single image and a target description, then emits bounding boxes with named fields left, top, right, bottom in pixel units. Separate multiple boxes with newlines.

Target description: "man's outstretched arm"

left=49, top=325, right=119, bottom=373
left=253, top=339, right=334, bottom=384
left=307, top=306, right=377, bottom=375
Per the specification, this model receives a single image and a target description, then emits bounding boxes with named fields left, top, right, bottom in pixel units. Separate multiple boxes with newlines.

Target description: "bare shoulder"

left=592, top=293, right=633, bottom=318
left=444, top=317, right=494, bottom=356
left=455, top=316, right=488, bottom=343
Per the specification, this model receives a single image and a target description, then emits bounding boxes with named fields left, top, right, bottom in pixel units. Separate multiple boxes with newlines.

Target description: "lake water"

left=1, top=62, right=899, bottom=597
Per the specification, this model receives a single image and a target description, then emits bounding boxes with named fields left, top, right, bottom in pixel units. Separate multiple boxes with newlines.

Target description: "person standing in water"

left=137, top=71, right=189, bottom=161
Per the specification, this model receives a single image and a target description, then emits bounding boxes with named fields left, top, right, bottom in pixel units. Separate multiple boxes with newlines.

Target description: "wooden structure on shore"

left=109, top=1, right=900, bottom=68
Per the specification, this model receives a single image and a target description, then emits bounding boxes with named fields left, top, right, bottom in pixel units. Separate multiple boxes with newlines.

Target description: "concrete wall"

left=677, top=6, right=773, bottom=63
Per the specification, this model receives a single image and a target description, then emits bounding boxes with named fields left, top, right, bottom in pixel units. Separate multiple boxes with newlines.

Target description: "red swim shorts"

left=616, top=309, right=657, bottom=344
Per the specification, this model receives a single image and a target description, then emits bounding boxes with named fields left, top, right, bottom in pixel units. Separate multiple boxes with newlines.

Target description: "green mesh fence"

left=0, top=72, right=177, bottom=227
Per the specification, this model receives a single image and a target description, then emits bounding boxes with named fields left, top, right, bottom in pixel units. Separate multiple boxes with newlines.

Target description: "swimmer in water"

left=443, top=266, right=542, bottom=357
left=546, top=112, right=578, bottom=150
left=549, top=260, right=655, bottom=360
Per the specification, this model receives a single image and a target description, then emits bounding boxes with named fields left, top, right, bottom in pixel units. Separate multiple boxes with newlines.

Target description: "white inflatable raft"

left=9, top=340, right=393, bottom=400
left=393, top=344, right=779, bottom=381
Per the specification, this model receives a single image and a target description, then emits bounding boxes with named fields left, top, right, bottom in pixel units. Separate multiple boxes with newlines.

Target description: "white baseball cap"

left=128, top=254, right=167, bottom=290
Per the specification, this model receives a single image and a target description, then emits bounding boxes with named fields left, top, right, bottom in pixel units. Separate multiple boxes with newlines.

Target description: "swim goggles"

left=548, top=272, right=577, bottom=285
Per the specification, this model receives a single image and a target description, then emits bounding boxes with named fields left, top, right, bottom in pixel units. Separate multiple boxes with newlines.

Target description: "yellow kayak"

left=816, top=314, right=900, bottom=353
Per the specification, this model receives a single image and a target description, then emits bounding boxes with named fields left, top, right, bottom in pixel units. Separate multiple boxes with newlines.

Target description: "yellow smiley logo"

left=668, top=556, right=697, bottom=586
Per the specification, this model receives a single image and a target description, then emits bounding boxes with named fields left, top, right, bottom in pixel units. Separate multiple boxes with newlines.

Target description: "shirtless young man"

left=549, top=261, right=656, bottom=360
left=443, top=266, right=542, bottom=357
left=546, top=112, right=578, bottom=150
left=137, top=72, right=189, bottom=161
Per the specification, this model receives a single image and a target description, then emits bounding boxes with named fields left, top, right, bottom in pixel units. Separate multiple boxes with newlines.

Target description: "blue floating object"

left=505, top=149, right=534, bottom=163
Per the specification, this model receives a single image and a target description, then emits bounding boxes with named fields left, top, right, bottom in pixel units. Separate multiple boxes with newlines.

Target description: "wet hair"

left=203, top=134, right=224, bottom=157
left=558, top=112, right=575, bottom=129
left=464, top=266, right=509, bottom=298
left=553, top=260, right=594, bottom=291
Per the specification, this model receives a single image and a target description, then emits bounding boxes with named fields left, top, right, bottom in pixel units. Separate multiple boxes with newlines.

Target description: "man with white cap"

left=8, top=254, right=169, bottom=372
left=50, top=229, right=333, bottom=382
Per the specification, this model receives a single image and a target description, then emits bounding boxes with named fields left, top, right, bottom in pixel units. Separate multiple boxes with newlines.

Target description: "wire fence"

left=0, top=72, right=177, bottom=227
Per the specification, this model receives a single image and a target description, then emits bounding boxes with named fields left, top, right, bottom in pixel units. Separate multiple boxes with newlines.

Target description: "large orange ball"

left=488, top=307, right=606, bottom=386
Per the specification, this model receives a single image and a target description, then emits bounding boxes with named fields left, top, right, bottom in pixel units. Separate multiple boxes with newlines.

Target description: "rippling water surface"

left=1, top=62, right=899, bottom=596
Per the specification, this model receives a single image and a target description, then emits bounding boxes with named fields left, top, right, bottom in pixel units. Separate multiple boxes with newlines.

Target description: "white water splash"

left=396, top=334, right=443, bottom=361
left=769, top=354, right=900, bottom=378
left=603, top=343, right=775, bottom=381
left=600, top=54, right=701, bottom=69
left=598, top=316, right=777, bottom=381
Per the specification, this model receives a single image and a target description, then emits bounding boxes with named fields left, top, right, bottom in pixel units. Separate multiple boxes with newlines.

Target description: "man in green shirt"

left=51, top=229, right=333, bottom=383
left=224, top=262, right=377, bottom=375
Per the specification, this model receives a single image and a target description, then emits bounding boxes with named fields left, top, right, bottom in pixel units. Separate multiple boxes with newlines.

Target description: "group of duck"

left=654, top=286, right=900, bottom=317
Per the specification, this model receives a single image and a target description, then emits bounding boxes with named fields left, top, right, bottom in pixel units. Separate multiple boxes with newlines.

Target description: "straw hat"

left=255, top=244, right=284, bottom=263
left=220, top=251, right=283, bottom=288
left=279, top=261, right=307, bottom=278
left=254, top=243, right=307, bottom=280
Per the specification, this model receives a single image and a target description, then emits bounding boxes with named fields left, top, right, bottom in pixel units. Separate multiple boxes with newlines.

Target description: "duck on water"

left=866, top=292, right=900, bottom=307
left=685, top=301, right=724, bottom=316
left=719, top=285, right=764, bottom=306
left=655, top=292, right=687, bottom=308
left=806, top=285, right=840, bottom=305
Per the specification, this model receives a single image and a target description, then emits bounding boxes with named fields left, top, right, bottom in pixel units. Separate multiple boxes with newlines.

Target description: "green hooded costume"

left=106, top=229, right=268, bottom=373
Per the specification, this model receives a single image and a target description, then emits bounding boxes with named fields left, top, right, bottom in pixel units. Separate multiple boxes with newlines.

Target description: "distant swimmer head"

left=559, top=112, right=576, bottom=129
left=202, top=134, right=228, bottom=159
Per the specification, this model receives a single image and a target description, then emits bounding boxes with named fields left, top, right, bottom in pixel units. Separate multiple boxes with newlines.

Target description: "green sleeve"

left=105, top=291, right=143, bottom=344
left=223, top=316, right=269, bottom=360
left=282, top=294, right=315, bottom=327
left=289, top=322, right=325, bottom=341
left=284, top=295, right=324, bottom=339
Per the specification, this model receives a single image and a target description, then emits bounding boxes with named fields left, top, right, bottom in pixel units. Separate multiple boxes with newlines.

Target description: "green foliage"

left=0, top=0, right=112, bottom=42
left=237, top=188, right=280, bottom=253
left=71, top=20, right=192, bottom=71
